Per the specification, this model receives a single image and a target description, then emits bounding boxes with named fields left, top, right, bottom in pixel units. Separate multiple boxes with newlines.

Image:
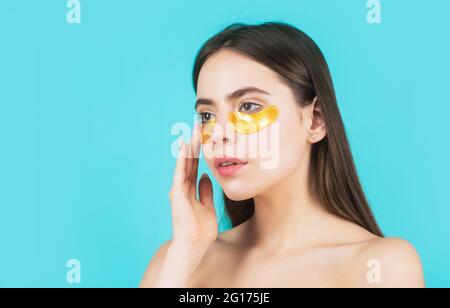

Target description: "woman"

left=140, top=22, right=424, bottom=288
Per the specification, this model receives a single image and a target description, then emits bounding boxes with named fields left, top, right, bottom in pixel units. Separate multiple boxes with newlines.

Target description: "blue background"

left=0, top=0, right=449, bottom=287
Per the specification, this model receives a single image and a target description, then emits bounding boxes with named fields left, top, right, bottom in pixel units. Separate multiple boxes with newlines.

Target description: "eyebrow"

left=195, top=86, right=270, bottom=110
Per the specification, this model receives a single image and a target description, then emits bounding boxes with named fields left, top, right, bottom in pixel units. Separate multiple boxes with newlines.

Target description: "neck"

left=246, top=150, right=329, bottom=252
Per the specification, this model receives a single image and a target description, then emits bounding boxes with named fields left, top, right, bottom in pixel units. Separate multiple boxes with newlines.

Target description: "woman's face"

left=196, top=49, right=313, bottom=201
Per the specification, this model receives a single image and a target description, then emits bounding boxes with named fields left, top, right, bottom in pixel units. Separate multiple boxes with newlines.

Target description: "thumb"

left=198, top=173, right=214, bottom=210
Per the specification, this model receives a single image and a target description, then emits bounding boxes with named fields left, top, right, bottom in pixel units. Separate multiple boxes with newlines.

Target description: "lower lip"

left=216, top=163, right=248, bottom=177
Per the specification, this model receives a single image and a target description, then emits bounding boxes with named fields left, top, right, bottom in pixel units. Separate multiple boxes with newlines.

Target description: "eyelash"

left=198, top=102, right=262, bottom=124
left=239, top=102, right=262, bottom=113
left=199, top=112, right=215, bottom=124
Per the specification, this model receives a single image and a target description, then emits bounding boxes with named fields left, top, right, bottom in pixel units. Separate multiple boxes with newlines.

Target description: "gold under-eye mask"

left=201, top=118, right=217, bottom=144
left=228, top=105, right=279, bottom=135
left=201, top=105, right=279, bottom=144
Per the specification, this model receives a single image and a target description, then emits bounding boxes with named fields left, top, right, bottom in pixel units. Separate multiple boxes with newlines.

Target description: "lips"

left=214, top=157, right=248, bottom=177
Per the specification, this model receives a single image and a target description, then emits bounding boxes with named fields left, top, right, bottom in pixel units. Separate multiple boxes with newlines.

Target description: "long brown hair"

left=192, top=22, right=383, bottom=237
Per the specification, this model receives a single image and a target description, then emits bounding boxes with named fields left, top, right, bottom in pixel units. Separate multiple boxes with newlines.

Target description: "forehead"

left=196, top=49, right=282, bottom=100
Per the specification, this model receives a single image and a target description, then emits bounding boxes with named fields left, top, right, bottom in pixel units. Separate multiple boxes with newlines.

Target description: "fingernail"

left=201, top=173, right=208, bottom=179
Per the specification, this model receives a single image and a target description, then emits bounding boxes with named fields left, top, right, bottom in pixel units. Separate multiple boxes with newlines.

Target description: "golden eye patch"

left=200, top=105, right=279, bottom=144
left=228, top=105, right=279, bottom=135
left=201, top=118, right=217, bottom=144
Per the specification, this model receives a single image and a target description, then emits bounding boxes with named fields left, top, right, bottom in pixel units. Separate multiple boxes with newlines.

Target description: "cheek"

left=253, top=112, right=307, bottom=177
left=202, top=146, right=215, bottom=168
left=248, top=110, right=306, bottom=164
left=278, top=115, right=307, bottom=167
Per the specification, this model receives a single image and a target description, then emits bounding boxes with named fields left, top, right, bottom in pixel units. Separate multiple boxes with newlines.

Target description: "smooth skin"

left=140, top=50, right=425, bottom=288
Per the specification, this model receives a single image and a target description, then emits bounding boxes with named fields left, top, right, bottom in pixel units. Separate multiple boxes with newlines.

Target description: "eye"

left=199, top=112, right=215, bottom=124
left=239, top=102, right=262, bottom=113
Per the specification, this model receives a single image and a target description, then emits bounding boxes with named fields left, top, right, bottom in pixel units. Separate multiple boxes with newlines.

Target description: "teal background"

left=0, top=0, right=449, bottom=287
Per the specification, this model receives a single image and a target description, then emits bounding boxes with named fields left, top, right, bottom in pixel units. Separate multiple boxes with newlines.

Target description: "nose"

left=210, top=117, right=237, bottom=149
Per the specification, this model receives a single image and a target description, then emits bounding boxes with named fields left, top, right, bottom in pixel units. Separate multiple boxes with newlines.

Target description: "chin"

left=221, top=180, right=256, bottom=201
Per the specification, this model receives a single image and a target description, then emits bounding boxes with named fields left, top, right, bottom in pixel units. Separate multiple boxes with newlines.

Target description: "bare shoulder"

left=348, top=237, right=425, bottom=288
left=139, top=240, right=172, bottom=288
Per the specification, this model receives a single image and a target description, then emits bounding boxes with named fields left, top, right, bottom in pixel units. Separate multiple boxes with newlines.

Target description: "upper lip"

left=214, top=157, right=248, bottom=168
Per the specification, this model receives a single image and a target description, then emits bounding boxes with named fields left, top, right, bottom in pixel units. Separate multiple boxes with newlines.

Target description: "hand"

left=169, top=122, right=218, bottom=247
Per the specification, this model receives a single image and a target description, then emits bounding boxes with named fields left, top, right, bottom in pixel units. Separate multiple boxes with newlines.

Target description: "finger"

left=189, top=123, right=202, bottom=198
left=172, top=140, right=187, bottom=187
left=198, top=173, right=214, bottom=210
left=185, top=124, right=198, bottom=185
left=193, top=121, right=202, bottom=159
left=187, top=123, right=200, bottom=199
left=186, top=122, right=201, bottom=185
left=190, top=122, right=201, bottom=182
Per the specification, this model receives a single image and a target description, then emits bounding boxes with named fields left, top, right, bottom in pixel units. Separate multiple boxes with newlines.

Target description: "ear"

left=307, top=97, right=327, bottom=143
